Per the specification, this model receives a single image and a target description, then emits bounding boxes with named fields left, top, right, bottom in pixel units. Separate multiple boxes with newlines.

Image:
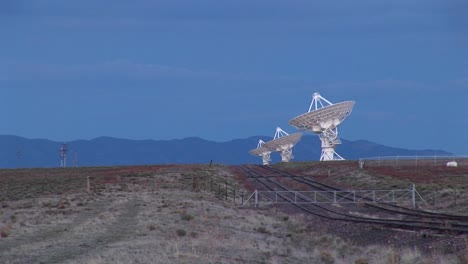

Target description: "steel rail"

left=261, top=165, right=468, bottom=222
left=239, top=165, right=468, bottom=234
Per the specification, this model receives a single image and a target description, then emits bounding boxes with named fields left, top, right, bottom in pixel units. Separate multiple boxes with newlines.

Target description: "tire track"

left=0, top=197, right=109, bottom=255
left=1, top=195, right=142, bottom=264
left=32, top=196, right=142, bottom=264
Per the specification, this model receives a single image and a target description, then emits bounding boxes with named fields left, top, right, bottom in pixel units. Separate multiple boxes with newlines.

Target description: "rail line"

left=239, top=165, right=468, bottom=234
left=260, top=165, right=468, bottom=222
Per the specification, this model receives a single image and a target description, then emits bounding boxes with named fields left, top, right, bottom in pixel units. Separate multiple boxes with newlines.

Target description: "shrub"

left=256, top=226, right=270, bottom=234
left=320, top=251, right=335, bottom=264
left=457, top=249, right=468, bottom=263
left=176, top=229, right=186, bottom=237
left=387, top=251, right=401, bottom=264
left=147, top=224, right=156, bottom=231
left=0, top=226, right=11, bottom=238
left=354, top=258, right=369, bottom=264
left=180, top=213, right=194, bottom=221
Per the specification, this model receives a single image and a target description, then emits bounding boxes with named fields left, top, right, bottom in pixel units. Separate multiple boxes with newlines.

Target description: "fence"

left=243, top=185, right=426, bottom=208
left=84, top=172, right=249, bottom=205
left=178, top=175, right=248, bottom=206
left=358, top=156, right=468, bottom=167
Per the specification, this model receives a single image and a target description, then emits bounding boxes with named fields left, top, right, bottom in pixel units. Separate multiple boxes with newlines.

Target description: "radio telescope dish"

left=249, top=139, right=272, bottom=165
left=263, top=127, right=302, bottom=162
left=289, top=92, right=355, bottom=161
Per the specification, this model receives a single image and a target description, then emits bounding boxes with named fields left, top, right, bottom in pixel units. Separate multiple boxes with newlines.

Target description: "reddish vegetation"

left=366, top=166, right=468, bottom=184
left=268, top=161, right=468, bottom=186
left=0, top=164, right=204, bottom=201
left=228, top=166, right=259, bottom=192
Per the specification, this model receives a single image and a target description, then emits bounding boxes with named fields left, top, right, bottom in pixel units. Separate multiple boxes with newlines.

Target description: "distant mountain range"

left=0, top=135, right=451, bottom=168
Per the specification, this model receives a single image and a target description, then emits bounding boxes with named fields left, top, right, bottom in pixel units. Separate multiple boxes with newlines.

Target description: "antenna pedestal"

left=319, top=130, right=344, bottom=161
left=280, top=147, right=293, bottom=162
left=320, top=145, right=344, bottom=161
left=261, top=153, right=271, bottom=165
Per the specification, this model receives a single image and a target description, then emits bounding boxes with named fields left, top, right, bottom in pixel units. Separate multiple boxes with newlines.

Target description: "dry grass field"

left=1, top=163, right=468, bottom=263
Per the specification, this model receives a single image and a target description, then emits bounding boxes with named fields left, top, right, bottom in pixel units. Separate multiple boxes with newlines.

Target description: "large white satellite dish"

left=263, top=127, right=302, bottom=162
left=289, top=92, right=354, bottom=161
left=249, top=139, right=272, bottom=165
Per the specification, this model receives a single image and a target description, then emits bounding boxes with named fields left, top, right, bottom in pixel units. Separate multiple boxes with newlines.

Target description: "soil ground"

left=1, top=162, right=468, bottom=263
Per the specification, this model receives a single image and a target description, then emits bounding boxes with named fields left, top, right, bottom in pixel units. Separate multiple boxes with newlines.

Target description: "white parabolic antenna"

left=289, top=92, right=354, bottom=161
left=249, top=139, right=272, bottom=165
left=263, top=127, right=302, bottom=162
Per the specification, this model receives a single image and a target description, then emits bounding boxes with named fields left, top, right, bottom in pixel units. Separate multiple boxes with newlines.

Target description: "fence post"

left=225, top=183, right=228, bottom=200
left=454, top=189, right=457, bottom=206
left=333, top=191, right=336, bottom=203
left=254, top=190, right=258, bottom=208
left=359, top=160, right=365, bottom=169
left=411, top=184, right=416, bottom=208
left=241, top=191, right=244, bottom=205
left=87, top=176, right=90, bottom=194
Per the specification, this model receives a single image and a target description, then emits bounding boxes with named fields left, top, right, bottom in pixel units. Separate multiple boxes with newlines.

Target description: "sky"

left=1, top=0, right=468, bottom=154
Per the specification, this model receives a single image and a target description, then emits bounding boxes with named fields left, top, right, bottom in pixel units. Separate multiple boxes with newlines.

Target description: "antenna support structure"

left=249, top=139, right=271, bottom=165
left=248, top=128, right=302, bottom=165
left=310, top=93, right=343, bottom=161
left=289, top=92, right=354, bottom=161
left=264, top=127, right=301, bottom=162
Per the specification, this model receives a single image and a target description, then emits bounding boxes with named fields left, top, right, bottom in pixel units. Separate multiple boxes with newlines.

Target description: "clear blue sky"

left=1, top=0, right=467, bottom=154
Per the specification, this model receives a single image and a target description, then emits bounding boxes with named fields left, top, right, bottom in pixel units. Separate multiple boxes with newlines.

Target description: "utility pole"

left=59, top=143, right=68, bottom=168
left=73, top=151, right=78, bottom=167
left=16, top=147, right=23, bottom=160
left=16, top=147, right=23, bottom=168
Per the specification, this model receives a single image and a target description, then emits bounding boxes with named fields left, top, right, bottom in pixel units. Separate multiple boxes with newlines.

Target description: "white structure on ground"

left=447, top=161, right=458, bottom=167
left=289, top=92, right=354, bottom=161
left=248, top=139, right=272, bottom=165
left=263, top=127, right=302, bottom=162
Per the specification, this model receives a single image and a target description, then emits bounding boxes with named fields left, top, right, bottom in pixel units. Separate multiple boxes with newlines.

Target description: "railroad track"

left=239, top=165, right=468, bottom=234
left=261, top=165, right=468, bottom=222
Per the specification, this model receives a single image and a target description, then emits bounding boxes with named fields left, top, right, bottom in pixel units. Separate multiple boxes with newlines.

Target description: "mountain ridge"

left=0, top=135, right=452, bottom=168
